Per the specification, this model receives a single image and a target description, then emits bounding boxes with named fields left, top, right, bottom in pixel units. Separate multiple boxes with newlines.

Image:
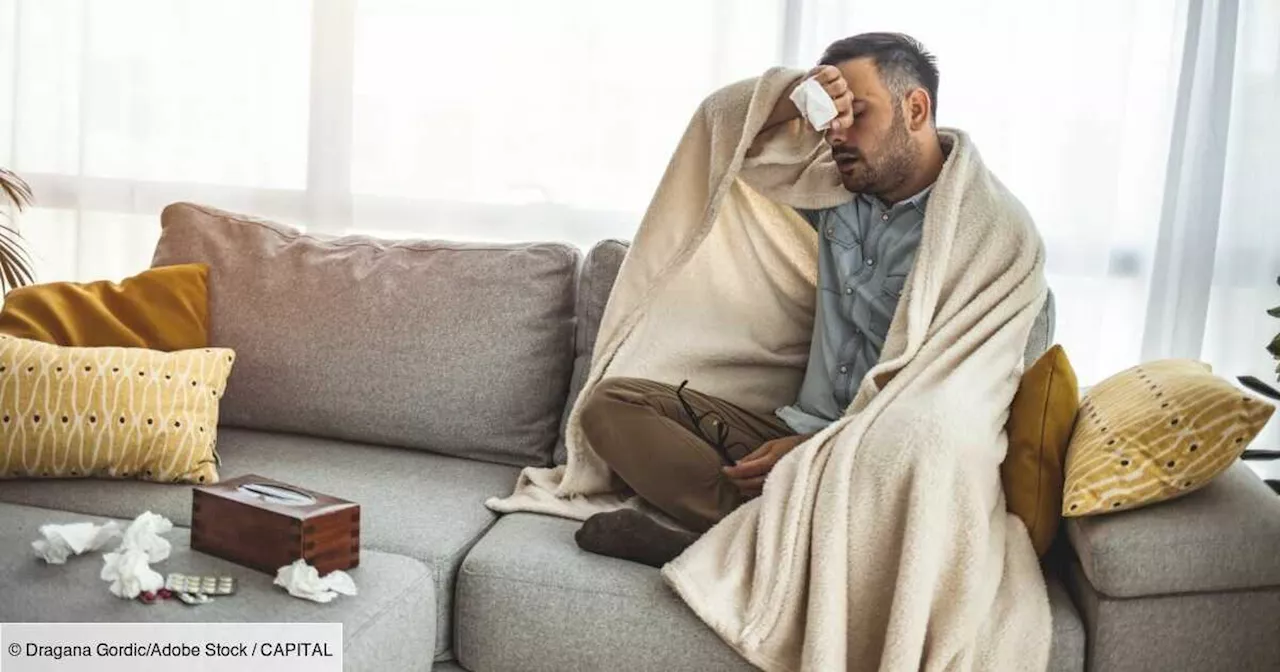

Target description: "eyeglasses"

left=673, top=380, right=748, bottom=466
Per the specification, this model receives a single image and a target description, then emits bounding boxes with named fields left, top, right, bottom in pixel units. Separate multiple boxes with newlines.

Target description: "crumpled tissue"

left=118, top=511, right=173, bottom=563
left=32, top=521, right=123, bottom=564
left=788, top=76, right=839, bottom=131
left=99, top=512, right=173, bottom=599
left=32, top=511, right=175, bottom=599
left=101, top=547, right=165, bottom=599
left=274, top=559, right=358, bottom=603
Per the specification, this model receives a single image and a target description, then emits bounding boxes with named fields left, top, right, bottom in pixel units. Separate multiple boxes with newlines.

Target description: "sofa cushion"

left=1066, top=461, right=1280, bottom=597
left=1026, top=289, right=1054, bottom=371
left=0, top=501, right=435, bottom=671
left=1045, top=566, right=1087, bottom=672
left=456, top=513, right=751, bottom=672
left=0, top=263, right=210, bottom=351
left=455, top=513, right=1085, bottom=672
left=1002, top=344, right=1079, bottom=556
left=0, top=336, right=234, bottom=484
left=0, top=427, right=520, bottom=660
left=152, top=202, right=578, bottom=467
left=555, top=240, right=629, bottom=465
left=1063, top=360, right=1274, bottom=516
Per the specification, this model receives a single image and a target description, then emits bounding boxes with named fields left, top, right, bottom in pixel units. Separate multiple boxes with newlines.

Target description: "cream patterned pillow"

left=1063, top=359, right=1274, bottom=516
left=0, top=335, right=235, bottom=484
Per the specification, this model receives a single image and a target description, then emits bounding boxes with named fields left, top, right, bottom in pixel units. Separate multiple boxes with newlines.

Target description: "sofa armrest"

left=1059, top=462, right=1280, bottom=671
left=1065, top=461, right=1280, bottom=598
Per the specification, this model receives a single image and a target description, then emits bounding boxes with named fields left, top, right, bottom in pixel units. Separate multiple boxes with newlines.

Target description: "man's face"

left=825, top=58, right=918, bottom=196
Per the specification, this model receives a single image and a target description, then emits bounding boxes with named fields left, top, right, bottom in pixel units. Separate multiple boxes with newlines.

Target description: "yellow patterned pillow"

left=0, top=335, right=235, bottom=484
left=1063, top=359, right=1274, bottom=516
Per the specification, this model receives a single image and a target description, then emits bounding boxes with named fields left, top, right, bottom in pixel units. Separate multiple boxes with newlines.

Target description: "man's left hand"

left=722, top=433, right=812, bottom=497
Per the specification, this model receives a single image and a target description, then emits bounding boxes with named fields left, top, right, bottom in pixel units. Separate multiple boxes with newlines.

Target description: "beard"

left=837, top=108, right=919, bottom=197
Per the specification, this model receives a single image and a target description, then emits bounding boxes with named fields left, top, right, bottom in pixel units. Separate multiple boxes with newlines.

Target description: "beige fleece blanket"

left=487, top=67, right=1051, bottom=671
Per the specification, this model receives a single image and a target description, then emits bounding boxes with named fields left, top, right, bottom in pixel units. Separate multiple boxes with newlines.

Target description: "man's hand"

left=762, top=65, right=863, bottom=134
left=806, top=65, right=861, bottom=132
left=722, top=433, right=813, bottom=497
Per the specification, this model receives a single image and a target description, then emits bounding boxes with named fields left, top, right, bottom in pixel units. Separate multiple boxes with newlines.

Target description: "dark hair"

left=820, top=32, right=939, bottom=120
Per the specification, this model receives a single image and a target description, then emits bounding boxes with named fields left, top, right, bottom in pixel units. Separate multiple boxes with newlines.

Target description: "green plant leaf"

left=1269, top=306, right=1280, bottom=318
left=1241, top=375, right=1280, bottom=401
left=1270, top=332, right=1280, bottom=359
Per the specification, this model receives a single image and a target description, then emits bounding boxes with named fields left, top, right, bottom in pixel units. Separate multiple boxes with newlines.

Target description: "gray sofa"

left=1, top=208, right=1277, bottom=671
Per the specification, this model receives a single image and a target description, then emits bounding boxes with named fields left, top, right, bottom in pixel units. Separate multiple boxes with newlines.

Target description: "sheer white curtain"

left=0, top=0, right=783, bottom=272
left=1202, top=0, right=1279, bottom=444
left=1, top=1, right=1277, bottom=419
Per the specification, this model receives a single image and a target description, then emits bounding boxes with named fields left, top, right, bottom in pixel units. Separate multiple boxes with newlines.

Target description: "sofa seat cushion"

left=0, top=502, right=435, bottom=672
left=1066, top=461, right=1280, bottom=598
left=456, top=514, right=1085, bottom=672
left=456, top=513, right=751, bottom=672
left=0, top=427, right=521, bottom=659
left=153, top=202, right=578, bottom=467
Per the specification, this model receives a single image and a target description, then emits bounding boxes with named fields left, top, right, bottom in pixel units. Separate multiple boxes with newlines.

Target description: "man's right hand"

left=763, top=65, right=860, bottom=133
left=805, top=65, right=859, bottom=132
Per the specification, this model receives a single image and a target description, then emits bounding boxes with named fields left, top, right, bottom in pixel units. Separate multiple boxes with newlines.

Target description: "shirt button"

left=839, top=365, right=848, bottom=374
left=826, top=225, right=834, bottom=236
left=865, top=258, right=875, bottom=267
left=844, top=286, right=853, bottom=295
left=881, top=213, right=889, bottom=221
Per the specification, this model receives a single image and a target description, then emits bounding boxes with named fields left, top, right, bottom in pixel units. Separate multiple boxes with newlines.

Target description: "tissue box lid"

left=192, top=474, right=357, bottom=521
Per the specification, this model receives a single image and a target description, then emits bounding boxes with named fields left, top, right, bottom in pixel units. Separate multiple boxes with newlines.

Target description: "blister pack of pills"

left=165, top=573, right=236, bottom=596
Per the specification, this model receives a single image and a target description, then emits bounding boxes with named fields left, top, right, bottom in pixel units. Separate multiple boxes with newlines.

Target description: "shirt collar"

left=860, top=182, right=935, bottom=214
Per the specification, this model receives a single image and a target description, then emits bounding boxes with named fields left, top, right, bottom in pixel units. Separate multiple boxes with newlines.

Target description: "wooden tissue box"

left=191, top=474, right=360, bottom=575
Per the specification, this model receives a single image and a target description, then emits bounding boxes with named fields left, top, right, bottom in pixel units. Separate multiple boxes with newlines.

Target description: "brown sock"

left=574, top=509, right=701, bottom=568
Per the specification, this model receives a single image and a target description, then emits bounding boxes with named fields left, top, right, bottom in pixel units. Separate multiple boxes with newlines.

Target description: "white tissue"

left=789, top=77, right=839, bottom=131
left=32, top=521, right=123, bottom=564
left=119, top=511, right=173, bottom=563
left=31, top=511, right=174, bottom=599
left=98, top=511, right=173, bottom=599
left=100, top=547, right=165, bottom=599
left=274, top=559, right=358, bottom=603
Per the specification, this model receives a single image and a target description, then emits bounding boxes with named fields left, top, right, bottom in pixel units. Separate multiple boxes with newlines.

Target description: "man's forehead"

left=833, top=58, right=888, bottom=99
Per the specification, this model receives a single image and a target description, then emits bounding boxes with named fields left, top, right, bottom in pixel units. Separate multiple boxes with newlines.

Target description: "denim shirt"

left=775, top=185, right=932, bottom=434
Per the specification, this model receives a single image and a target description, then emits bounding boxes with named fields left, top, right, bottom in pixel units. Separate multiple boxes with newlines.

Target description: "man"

left=574, top=33, right=948, bottom=567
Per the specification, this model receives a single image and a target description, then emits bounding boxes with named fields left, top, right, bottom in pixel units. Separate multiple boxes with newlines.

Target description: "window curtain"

left=0, top=0, right=783, bottom=271
left=788, top=0, right=1278, bottom=448
left=1, top=1, right=1276, bottom=432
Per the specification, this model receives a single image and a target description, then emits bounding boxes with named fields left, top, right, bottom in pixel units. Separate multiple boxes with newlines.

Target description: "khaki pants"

left=580, top=377, right=795, bottom=532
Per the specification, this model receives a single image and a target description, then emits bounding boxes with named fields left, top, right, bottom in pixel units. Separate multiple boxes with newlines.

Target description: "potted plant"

left=1238, top=275, right=1280, bottom=402
left=0, top=167, right=35, bottom=293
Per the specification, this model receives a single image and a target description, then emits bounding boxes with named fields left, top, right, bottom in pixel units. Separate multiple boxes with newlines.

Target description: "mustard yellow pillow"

left=1002, top=345, right=1079, bottom=556
left=1063, top=359, right=1275, bottom=516
left=0, top=335, right=235, bottom=484
left=0, top=264, right=209, bottom=351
